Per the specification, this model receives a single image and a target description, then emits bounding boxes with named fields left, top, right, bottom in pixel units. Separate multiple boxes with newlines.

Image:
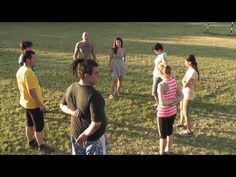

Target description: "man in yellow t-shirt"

left=16, top=50, right=53, bottom=153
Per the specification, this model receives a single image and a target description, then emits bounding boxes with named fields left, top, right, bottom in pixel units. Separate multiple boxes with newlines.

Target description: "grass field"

left=0, top=22, right=236, bottom=155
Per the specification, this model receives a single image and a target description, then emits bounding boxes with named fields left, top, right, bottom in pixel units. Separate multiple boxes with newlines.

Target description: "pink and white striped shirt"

left=157, top=78, right=178, bottom=118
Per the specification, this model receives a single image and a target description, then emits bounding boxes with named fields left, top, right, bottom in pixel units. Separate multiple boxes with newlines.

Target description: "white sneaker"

left=108, top=94, right=114, bottom=100
left=180, top=129, right=193, bottom=136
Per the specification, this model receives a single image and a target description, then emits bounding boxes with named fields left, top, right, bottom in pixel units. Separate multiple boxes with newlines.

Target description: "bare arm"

left=162, top=59, right=168, bottom=65
left=76, top=121, right=101, bottom=145
left=91, top=46, right=97, bottom=61
left=73, top=43, right=80, bottom=60
left=29, top=89, right=46, bottom=111
left=59, top=103, right=81, bottom=118
left=123, top=50, right=126, bottom=62
left=183, top=72, right=194, bottom=88
left=171, top=84, right=183, bottom=106
left=183, top=69, right=197, bottom=88
left=108, top=51, right=113, bottom=70
left=162, top=53, right=168, bottom=65
left=183, top=78, right=192, bottom=88
left=124, top=51, right=128, bottom=71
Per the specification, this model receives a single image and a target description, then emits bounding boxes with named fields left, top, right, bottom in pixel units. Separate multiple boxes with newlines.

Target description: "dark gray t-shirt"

left=61, top=83, right=107, bottom=141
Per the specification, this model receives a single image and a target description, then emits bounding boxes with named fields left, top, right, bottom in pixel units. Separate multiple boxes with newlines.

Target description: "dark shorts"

left=157, top=115, right=176, bottom=139
left=24, top=108, right=44, bottom=132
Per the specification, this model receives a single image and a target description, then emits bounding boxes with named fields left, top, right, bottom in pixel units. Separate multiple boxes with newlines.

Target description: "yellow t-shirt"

left=16, top=65, right=43, bottom=109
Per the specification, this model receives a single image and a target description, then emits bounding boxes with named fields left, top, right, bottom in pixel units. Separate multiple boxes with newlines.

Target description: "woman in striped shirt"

left=157, top=64, right=183, bottom=155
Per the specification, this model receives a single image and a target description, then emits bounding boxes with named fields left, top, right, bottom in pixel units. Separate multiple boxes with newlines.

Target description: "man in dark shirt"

left=60, top=59, right=107, bottom=155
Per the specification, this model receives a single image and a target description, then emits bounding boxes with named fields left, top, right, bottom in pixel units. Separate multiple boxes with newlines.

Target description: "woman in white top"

left=177, top=55, right=199, bottom=135
left=152, top=43, right=168, bottom=106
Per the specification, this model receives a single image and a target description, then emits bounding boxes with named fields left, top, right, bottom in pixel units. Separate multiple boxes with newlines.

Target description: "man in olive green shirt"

left=60, top=59, right=107, bottom=155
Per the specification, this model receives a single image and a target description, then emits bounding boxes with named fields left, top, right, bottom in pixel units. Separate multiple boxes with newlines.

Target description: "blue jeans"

left=71, top=135, right=106, bottom=155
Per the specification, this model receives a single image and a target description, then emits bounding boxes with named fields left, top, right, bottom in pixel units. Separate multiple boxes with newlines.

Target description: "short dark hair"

left=153, top=43, right=163, bottom=51
left=22, top=50, right=35, bottom=63
left=20, top=41, right=33, bottom=51
left=71, top=58, right=99, bottom=79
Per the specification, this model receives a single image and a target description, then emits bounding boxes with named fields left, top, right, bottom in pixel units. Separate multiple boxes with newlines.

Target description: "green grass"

left=0, top=22, right=236, bottom=155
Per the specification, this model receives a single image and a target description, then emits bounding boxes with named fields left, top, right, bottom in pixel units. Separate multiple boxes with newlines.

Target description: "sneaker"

left=108, top=94, right=114, bottom=100
left=28, top=139, right=38, bottom=149
left=38, top=144, right=55, bottom=153
left=180, top=129, right=193, bottom=136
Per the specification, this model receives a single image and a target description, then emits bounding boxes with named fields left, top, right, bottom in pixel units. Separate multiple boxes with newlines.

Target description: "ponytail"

left=192, top=61, right=200, bottom=80
left=186, top=54, right=200, bottom=80
left=70, top=58, right=99, bottom=79
left=71, top=58, right=84, bottom=76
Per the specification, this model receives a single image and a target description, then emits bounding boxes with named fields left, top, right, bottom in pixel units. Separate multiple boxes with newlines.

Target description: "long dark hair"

left=186, top=54, right=200, bottom=80
left=71, top=59, right=98, bottom=80
left=112, top=37, right=123, bottom=54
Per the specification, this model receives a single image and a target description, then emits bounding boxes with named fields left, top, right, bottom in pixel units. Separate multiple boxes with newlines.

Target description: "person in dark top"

left=60, top=58, right=107, bottom=155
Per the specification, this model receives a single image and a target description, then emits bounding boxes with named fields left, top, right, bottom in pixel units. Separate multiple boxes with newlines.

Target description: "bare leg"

left=165, top=135, right=173, bottom=153
left=159, top=138, right=167, bottom=155
left=183, top=100, right=192, bottom=133
left=153, top=95, right=158, bottom=106
left=117, top=77, right=123, bottom=94
left=152, top=76, right=160, bottom=106
left=35, top=132, right=44, bottom=146
left=110, top=77, right=118, bottom=96
left=179, top=101, right=185, bottom=125
left=26, top=126, right=34, bottom=142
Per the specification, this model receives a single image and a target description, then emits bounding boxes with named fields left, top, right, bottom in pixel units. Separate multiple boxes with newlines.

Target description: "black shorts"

left=24, top=108, right=44, bottom=132
left=158, top=115, right=176, bottom=139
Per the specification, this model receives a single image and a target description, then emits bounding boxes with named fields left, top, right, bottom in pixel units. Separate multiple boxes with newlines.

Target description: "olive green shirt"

left=61, top=83, right=107, bottom=141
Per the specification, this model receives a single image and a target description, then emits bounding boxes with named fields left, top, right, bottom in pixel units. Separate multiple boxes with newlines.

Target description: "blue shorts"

left=71, top=134, right=106, bottom=155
